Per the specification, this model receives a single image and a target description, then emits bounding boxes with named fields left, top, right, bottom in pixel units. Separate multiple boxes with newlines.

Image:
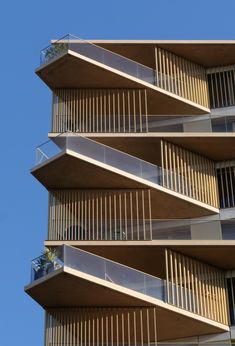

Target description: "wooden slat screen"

left=155, top=47, right=209, bottom=108
left=52, top=89, right=148, bottom=133
left=165, top=249, right=229, bottom=325
left=48, top=189, right=152, bottom=241
left=161, top=140, right=219, bottom=208
left=45, top=308, right=158, bottom=346
left=207, top=66, right=235, bottom=109
left=216, top=161, right=235, bottom=209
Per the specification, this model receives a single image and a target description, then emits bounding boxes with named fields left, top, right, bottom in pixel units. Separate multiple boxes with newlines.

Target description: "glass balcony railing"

left=40, top=34, right=156, bottom=84
left=31, top=245, right=165, bottom=302
left=40, top=34, right=187, bottom=100
left=150, top=115, right=235, bottom=133
left=35, top=133, right=204, bottom=203
left=31, top=250, right=63, bottom=281
left=51, top=112, right=235, bottom=134
left=47, top=218, right=235, bottom=241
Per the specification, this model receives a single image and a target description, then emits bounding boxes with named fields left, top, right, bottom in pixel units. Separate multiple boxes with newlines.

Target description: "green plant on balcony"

left=44, top=42, right=68, bottom=62
left=34, top=248, right=58, bottom=279
left=42, top=247, right=57, bottom=264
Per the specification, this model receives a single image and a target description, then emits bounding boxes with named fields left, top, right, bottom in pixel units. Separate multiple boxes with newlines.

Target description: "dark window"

left=221, top=221, right=235, bottom=239
left=227, top=277, right=235, bottom=325
left=217, top=166, right=235, bottom=208
left=208, top=70, right=235, bottom=109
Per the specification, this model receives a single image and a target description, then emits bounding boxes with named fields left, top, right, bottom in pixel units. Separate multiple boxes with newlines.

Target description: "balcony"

left=51, top=88, right=235, bottom=134
left=31, top=133, right=219, bottom=218
left=25, top=245, right=229, bottom=341
left=36, top=35, right=210, bottom=115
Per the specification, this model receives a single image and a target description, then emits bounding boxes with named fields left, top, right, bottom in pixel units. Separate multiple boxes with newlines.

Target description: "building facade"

left=25, top=35, right=235, bottom=345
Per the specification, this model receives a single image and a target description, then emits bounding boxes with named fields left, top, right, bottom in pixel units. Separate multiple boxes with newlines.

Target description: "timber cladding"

left=52, top=89, right=148, bottom=133
left=45, top=308, right=158, bottom=346
left=165, top=249, right=229, bottom=325
left=160, top=140, right=219, bottom=208
left=48, top=189, right=152, bottom=241
left=155, top=47, right=209, bottom=108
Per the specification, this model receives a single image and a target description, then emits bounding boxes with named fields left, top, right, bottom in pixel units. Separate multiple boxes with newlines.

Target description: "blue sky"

left=1, top=0, right=235, bottom=345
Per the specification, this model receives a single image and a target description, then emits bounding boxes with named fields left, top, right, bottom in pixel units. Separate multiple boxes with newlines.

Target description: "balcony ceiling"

left=25, top=267, right=227, bottom=341
left=92, top=41, right=235, bottom=68
left=82, top=134, right=235, bottom=162
left=31, top=151, right=218, bottom=218
left=36, top=52, right=208, bottom=115
left=50, top=242, right=235, bottom=272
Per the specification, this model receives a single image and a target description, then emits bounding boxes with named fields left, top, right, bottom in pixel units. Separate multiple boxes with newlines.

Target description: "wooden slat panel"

left=165, top=248, right=228, bottom=324
left=161, top=140, right=218, bottom=207
left=155, top=47, right=209, bottom=107
left=52, top=89, right=149, bottom=133
left=48, top=189, right=152, bottom=241
left=46, top=308, right=159, bottom=346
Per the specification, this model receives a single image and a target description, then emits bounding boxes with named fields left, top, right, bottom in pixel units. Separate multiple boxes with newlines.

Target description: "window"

left=217, top=164, right=235, bottom=208
left=208, top=68, right=235, bottom=109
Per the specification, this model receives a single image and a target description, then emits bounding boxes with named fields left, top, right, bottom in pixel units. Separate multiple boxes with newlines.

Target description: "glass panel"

left=64, top=245, right=105, bottom=279
left=152, top=223, right=191, bottom=240
left=31, top=249, right=63, bottom=282
left=36, top=137, right=66, bottom=165
left=66, top=135, right=161, bottom=185
left=226, top=115, right=235, bottom=132
left=211, top=117, right=227, bottom=132
left=40, top=36, right=69, bottom=65
left=62, top=245, right=165, bottom=302
left=35, top=133, right=202, bottom=204
left=40, top=34, right=156, bottom=87
left=221, top=220, right=235, bottom=240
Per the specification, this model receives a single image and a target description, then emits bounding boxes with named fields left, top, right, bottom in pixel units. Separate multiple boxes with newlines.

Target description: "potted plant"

left=44, top=42, right=69, bottom=63
left=33, top=247, right=58, bottom=280
left=42, top=247, right=58, bottom=274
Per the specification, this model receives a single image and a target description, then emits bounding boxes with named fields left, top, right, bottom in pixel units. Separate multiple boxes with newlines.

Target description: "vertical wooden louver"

left=52, top=89, right=148, bottom=133
left=165, top=249, right=229, bottom=325
left=45, top=308, right=158, bottom=346
left=48, top=189, right=152, bottom=241
left=155, top=47, right=209, bottom=108
left=161, top=140, right=219, bottom=208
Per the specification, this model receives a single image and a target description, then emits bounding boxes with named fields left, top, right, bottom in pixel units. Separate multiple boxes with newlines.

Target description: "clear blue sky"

left=1, top=0, right=235, bottom=345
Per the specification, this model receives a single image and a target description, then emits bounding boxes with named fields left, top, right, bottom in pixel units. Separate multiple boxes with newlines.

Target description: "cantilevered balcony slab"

left=31, top=148, right=218, bottom=219
left=36, top=51, right=209, bottom=115
left=25, top=269, right=228, bottom=340
left=25, top=247, right=228, bottom=341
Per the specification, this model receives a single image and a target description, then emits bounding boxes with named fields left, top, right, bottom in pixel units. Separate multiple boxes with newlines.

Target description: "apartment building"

left=25, top=35, right=235, bottom=345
